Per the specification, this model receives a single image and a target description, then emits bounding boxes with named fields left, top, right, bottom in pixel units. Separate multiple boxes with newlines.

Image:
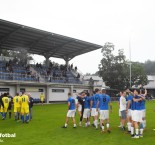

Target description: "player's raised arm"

left=144, top=89, right=147, bottom=97
left=127, top=99, right=131, bottom=111
left=133, top=97, right=142, bottom=102
left=140, top=94, right=146, bottom=101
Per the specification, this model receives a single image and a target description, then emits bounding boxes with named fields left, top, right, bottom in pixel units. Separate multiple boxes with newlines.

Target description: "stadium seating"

left=0, top=61, right=38, bottom=82
left=0, top=60, right=82, bottom=84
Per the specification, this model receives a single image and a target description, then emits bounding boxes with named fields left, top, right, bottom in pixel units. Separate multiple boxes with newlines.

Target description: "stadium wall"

left=0, top=81, right=94, bottom=103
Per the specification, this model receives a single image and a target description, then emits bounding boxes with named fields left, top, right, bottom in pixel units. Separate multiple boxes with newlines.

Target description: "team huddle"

left=62, top=88, right=146, bottom=139
left=0, top=92, right=34, bottom=123
left=118, top=89, right=146, bottom=138
left=62, top=89, right=112, bottom=132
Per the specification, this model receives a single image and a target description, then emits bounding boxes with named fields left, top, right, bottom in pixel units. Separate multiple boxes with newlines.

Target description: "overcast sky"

left=0, top=0, right=155, bottom=74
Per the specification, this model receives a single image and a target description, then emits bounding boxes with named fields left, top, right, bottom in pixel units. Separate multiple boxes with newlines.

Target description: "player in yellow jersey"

left=40, top=93, right=45, bottom=105
left=2, top=93, right=10, bottom=120
left=21, top=92, right=30, bottom=123
left=13, top=93, right=21, bottom=121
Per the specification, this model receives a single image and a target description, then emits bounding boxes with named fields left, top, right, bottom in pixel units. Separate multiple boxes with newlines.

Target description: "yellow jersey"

left=40, top=94, right=44, bottom=99
left=21, top=94, right=29, bottom=107
left=40, top=94, right=45, bottom=102
left=13, top=96, right=21, bottom=108
left=2, top=97, right=10, bottom=108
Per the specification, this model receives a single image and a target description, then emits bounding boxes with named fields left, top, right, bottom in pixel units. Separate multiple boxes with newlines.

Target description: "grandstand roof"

left=0, top=19, right=102, bottom=60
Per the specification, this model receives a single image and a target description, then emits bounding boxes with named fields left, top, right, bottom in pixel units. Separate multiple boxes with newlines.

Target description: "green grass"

left=1, top=101, right=155, bottom=145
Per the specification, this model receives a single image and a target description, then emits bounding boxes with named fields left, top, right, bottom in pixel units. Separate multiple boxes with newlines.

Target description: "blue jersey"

left=131, top=98, right=135, bottom=110
left=127, top=95, right=133, bottom=109
left=99, top=94, right=110, bottom=110
left=140, top=100, right=145, bottom=110
left=133, top=95, right=141, bottom=110
left=118, top=97, right=120, bottom=105
left=140, top=95, right=146, bottom=110
left=91, top=94, right=100, bottom=108
left=118, top=97, right=120, bottom=102
left=68, top=97, right=75, bottom=110
left=84, top=96, right=91, bottom=109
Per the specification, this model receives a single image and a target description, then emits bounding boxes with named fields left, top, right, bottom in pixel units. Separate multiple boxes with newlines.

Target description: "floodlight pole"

left=129, top=37, right=132, bottom=88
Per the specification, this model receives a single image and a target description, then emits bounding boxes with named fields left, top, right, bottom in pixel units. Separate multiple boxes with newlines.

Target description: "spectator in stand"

left=36, top=63, right=39, bottom=68
left=71, top=63, right=73, bottom=69
left=37, top=74, right=40, bottom=82
left=9, top=59, right=12, bottom=65
left=75, top=66, right=77, bottom=71
left=53, top=71, right=56, bottom=79
left=77, top=73, right=80, bottom=79
left=9, top=66, right=13, bottom=73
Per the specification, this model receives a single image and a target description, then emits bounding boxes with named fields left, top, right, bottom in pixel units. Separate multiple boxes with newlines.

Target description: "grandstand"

left=0, top=19, right=102, bottom=102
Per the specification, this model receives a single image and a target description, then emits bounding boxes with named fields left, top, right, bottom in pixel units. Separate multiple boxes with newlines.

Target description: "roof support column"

left=45, top=85, right=49, bottom=103
left=65, top=58, right=69, bottom=67
left=44, top=55, right=50, bottom=68
left=64, top=56, right=74, bottom=67
left=16, top=84, right=20, bottom=94
left=70, top=85, right=73, bottom=96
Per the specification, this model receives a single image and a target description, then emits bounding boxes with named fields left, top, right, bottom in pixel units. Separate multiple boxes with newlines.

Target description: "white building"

left=144, top=75, right=155, bottom=98
left=83, top=75, right=109, bottom=89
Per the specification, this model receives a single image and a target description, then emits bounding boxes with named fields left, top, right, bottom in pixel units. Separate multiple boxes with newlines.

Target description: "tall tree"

left=144, top=60, right=155, bottom=75
left=131, top=62, right=148, bottom=87
left=0, top=49, right=33, bottom=64
left=0, top=49, right=10, bottom=57
left=98, top=42, right=148, bottom=90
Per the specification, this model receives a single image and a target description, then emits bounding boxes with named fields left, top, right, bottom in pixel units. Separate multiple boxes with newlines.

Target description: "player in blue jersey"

left=97, top=89, right=112, bottom=133
left=131, top=89, right=144, bottom=138
left=130, top=89, right=136, bottom=137
left=62, top=93, right=77, bottom=128
left=83, top=91, right=91, bottom=127
left=140, top=89, right=147, bottom=129
left=90, top=88, right=100, bottom=129
left=126, top=89, right=133, bottom=133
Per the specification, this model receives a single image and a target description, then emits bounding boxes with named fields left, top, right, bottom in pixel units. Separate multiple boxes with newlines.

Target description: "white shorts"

left=67, top=110, right=76, bottom=118
left=132, top=110, right=142, bottom=123
left=131, top=110, right=134, bottom=119
left=100, top=110, right=109, bottom=120
left=119, top=109, right=121, bottom=117
left=98, top=109, right=101, bottom=119
left=83, top=109, right=90, bottom=118
left=127, top=109, right=131, bottom=117
left=78, top=104, right=82, bottom=112
left=91, top=108, right=98, bottom=117
left=142, top=109, right=146, bottom=118
left=75, top=99, right=78, bottom=104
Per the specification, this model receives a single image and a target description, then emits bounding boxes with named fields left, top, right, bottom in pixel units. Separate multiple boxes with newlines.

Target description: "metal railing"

left=0, top=71, right=83, bottom=84
left=0, top=72, right=39, bottom=82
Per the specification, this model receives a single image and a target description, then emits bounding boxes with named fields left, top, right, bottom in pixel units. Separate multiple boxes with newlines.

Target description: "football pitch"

left=1, top=101, right=155, bottom=145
